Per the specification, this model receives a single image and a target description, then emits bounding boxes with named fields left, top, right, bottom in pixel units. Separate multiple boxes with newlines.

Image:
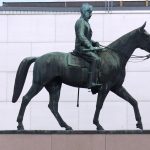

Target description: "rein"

left=98, top=44, right=150, bottom=63
left=130, top=54, right=150, bottom=62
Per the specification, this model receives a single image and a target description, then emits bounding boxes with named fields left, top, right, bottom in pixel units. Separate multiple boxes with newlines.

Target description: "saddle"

left=67, top=52, right=102, bottom=94
left=67, top=52, right=89, bottom=68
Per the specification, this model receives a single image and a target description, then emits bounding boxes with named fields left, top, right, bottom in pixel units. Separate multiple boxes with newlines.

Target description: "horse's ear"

left=139, top=22, right=146, bottom=32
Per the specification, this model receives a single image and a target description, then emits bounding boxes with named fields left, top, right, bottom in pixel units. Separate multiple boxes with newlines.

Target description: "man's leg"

left=86, top=52, right=101, bottom=89
left=75, top=51, right=101, bottom=89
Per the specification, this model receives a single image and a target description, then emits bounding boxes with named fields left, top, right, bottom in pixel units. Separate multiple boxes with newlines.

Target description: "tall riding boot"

left=88, top=60, right=101, bottom=89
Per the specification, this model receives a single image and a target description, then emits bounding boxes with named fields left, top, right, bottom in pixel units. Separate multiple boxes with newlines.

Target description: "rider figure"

left=73, top=3, right=102, bottom=89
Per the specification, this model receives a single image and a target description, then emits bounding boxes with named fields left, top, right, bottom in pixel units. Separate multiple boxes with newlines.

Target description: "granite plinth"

left=0, top=130, right=149, bottom=150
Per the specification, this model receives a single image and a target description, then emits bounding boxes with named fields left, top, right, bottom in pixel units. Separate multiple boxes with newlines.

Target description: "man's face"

left=83, top=9, right=92, bottom=20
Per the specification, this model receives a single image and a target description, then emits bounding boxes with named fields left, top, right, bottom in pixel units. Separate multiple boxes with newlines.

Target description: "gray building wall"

left=0, top=10, right=150, bottom=130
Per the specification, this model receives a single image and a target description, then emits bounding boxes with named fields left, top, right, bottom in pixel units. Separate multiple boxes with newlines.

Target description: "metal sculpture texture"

left=12, top=22, right=150, bottom=130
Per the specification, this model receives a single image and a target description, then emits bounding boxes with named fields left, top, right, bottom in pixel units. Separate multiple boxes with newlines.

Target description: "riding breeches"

left=73, top=51, right=101, bottom=69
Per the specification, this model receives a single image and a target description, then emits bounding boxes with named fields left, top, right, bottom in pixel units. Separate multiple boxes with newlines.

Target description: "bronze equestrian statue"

left=12, top=5, right=150, bottom=131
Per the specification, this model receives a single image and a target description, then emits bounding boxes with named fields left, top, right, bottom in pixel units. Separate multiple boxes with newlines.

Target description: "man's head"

left=80, top=3, right=93, bottom=21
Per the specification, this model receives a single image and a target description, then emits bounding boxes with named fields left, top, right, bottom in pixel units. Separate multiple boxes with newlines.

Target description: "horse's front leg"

left=111, top=86, right=143, bottom=130
left=93, top=86, right=109, bottom=130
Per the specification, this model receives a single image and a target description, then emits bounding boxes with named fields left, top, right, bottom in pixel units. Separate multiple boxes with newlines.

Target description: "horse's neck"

left=108, top=31, right=138, bottom=67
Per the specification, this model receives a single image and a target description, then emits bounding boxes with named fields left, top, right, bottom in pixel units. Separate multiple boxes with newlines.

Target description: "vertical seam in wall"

left=126, top=102, right=128, bottom=130
left=6, top=14, right=8, bottom=102
left=105, top=134, right=107, bottom=150
left=6, top=72, right=8, bottom=102
left=54, top=14, right=56, bottom=42
left=30, top=42, right=32, bottom=56
left=30, top=104, right=32, bottom=130
left=102, top=13, right=104, bottom=42
left=6, top=14, right=8, bottom=99
left=51, top=135, right=53, bottom=150
left=78, top=105, right=79, bottom=130
left=6, top=14, right=8, bottom=42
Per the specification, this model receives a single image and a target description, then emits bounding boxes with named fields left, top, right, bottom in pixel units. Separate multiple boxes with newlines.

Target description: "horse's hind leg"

left=46, top=82, right=73, bottom=130
left=17, top=83, right=43, bottom=130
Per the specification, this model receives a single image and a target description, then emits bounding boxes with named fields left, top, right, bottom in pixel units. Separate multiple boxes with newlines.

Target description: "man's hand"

left=83, top=46, right=103, bottom=52
left=94, top=47, right=101, bottom=50
left=89, top=46, right=95, bottom=51
left=95, top=42, right=100, bottom=47
left=94, top=47, right=103, bottom=51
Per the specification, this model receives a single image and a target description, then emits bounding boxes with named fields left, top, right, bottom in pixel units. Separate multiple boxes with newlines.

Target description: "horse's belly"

left=62, top=66, right=89, bottom=87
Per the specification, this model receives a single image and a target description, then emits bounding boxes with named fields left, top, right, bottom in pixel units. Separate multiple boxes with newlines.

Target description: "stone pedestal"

left=0, top=130, right=150, bottom=150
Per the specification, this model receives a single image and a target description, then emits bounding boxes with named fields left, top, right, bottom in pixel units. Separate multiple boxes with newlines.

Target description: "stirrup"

left=91, top=84, right=102, bottom=94
left=88, top=83, right=102, bottom=89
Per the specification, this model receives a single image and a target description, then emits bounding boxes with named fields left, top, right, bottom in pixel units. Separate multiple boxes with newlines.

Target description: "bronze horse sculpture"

left=12, top=22, right=150, bottom=130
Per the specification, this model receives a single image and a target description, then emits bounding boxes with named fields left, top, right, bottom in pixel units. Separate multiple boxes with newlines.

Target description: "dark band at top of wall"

left=2, top=1, right=149, bottom=7
left=1, top=1, right=150, bottom=12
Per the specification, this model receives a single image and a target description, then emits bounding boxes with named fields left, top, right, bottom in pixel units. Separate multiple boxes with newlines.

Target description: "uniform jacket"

left=74, top=17, right=97, bottom=52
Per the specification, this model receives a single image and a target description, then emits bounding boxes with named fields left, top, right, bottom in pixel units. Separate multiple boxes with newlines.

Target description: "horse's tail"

left=12, top=57, right=37, bottom=103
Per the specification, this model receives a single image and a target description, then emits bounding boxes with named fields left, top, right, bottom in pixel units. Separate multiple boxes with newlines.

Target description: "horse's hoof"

left=97, top=125, right=104, bottom=131
left=65, top=126, right=73, bottom=131
left=17, top=124, right=24, bottom=130
left=136, top=122, right=143, bottom=130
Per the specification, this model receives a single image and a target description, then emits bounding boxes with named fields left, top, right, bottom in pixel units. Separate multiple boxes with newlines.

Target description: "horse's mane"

left=97, top=27, right=140, bottom=66
left=107, top=28, right=138, bottom=53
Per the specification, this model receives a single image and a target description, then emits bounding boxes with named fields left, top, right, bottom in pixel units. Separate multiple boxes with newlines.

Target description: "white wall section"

left=0, top=10, right=150, bottom=130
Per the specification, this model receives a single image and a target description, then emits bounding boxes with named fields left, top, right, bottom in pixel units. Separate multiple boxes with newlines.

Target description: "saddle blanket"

left=67, top=53, right=89, bottom=68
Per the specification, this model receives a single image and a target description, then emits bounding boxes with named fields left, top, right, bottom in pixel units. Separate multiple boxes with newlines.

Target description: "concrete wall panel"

left=0, top=102, right=31, bottom=130
left=55, top=14, right=79, bottom=42
left=106, top=134, right=150, bottom=150
left=0, top=15, right=7, bottom=42
left=0, top=73, right=7, bottom=101
left=51, top=134, right=105, bottom=150
left=8, top=15, right=55, bottom=42
left=123, top=72, right=150, bottom=101
left=0, top=134, right=51, bottom=150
